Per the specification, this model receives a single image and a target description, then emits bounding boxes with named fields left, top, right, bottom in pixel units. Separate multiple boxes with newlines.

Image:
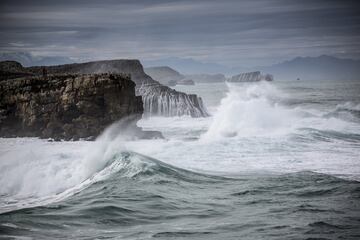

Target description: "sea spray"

left=0, top=139, right=87, bottom=199
left=1, top=80, right=360, bottom=233
left=138, top=84, right=209, bottom=117
left=81, top=115, right=158, bottom=178
left=202, top=82, right=301, bottom=140
left=0, top=116, right=152, bottom=212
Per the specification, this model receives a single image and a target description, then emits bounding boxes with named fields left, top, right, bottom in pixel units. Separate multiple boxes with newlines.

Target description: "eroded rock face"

left=0, top=73, right=144, bottom=140
left=27, top=60, right=209, bottom=117
left=138, top=84, right=207, bottom=117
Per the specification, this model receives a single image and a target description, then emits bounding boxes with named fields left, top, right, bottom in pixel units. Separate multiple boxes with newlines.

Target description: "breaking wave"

left=202, top=82, right=360, bottom=140
left=1, top=80, right=360, bottom=239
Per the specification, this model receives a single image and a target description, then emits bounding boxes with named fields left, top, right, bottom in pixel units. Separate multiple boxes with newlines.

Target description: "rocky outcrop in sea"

left=228, top=71, right=273, bottom=82
left=27, top=60, right=209, bottom=117
left=137, top=84, right=207, bottom=117
left=0, top=72, right=161, bottom=140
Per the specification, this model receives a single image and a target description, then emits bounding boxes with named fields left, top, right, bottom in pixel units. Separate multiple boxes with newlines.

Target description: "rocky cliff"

left=28, top=60, right=209, bottom=117
left=138, top=84, right=207, bottom=117
left=0, top=73, right=160, bottom=140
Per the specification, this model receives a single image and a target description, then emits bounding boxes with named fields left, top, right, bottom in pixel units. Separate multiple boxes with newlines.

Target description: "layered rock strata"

left=27, top=60, right=209, bottom=117
left=0, top=73, right=161, bottom=140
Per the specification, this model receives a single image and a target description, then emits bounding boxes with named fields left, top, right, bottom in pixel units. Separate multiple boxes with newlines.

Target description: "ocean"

left=1, top=80, right=360, bottom=239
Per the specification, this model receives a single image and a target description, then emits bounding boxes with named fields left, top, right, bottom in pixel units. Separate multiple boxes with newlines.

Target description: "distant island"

left=227, top=71, right=274, bottom=82
left=3, top=52, right=360, bottom=81
left=145, top=66, right=274, bottom=84
left=145, top=66, right=226, bottom=85
left=257, top=55, right=360, bottom=81
left=143, top=55, right=360, bottom=81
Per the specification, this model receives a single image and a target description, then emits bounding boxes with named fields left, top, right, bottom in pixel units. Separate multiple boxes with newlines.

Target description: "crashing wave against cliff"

left=0, top=73, right=147, bottom=140
left=27, top=60, right=209, bottom=117
left=138, top=83, right=208, bottom=117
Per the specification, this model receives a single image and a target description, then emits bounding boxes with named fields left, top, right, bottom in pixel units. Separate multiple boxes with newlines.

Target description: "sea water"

left=0, top=80, right=359, bottom=239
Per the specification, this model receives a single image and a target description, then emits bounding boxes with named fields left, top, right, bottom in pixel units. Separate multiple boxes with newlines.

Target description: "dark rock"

left=26, top=60, right=209, bottom=117
left=0, top=73, right=154, bottom=140
left=0, top=61, right=34, bottom=81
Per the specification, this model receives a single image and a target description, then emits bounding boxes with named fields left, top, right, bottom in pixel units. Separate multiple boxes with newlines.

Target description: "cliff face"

left=138, top=84, right=207, bottom=117
left=0, top=61, right=33, bottom=81
left=0, top=73, right=144, bottom=140
left=28, top=60, right=209, bottom=117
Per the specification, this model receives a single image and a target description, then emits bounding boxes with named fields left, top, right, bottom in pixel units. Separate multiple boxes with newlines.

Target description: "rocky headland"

left=0, top=72, right=162, bottom=140
left=28, top=60, right=209, bottom=117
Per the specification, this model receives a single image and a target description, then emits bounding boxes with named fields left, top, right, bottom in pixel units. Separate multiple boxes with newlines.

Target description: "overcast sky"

left=1, top=0, right=359, bottom=67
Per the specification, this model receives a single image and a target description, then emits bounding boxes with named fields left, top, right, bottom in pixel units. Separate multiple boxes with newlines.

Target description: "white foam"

left=201, top=82, right=300, bottom=140
left=132, top=82, right=360, bottom=179
left=336, top=102, right=360, bottom=111
left=1, top=81, right=360, bottom=211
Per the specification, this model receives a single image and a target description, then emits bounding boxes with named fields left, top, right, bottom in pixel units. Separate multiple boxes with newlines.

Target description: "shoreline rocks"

left=27, top=60, right=209, bottom=117
left=0, top=73, right=162, bottom=140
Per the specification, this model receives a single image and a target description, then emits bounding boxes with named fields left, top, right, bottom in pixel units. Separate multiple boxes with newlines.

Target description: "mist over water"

left=1, top=80, right=360, bottom=239
left=203, top=82, right=299, bottom=139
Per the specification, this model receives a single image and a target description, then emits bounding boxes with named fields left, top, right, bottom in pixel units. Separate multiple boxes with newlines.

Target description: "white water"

left=138, top=84, right=208, bottom=117
left=203, top=82, right=300, bottom=139
left=1, top=80, right=360, bottom=212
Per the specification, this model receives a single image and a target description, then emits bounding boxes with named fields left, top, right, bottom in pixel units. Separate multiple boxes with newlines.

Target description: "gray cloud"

left=0, top=0, right=359, bottom=67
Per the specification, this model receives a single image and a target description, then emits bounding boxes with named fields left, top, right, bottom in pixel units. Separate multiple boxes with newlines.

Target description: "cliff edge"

left=0, top=73, right=161, bottom=140
left=28, top=60, right=209, bottom=117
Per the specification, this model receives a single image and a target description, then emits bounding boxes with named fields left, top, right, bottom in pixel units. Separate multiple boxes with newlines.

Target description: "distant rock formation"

left=143, top=57, right=230, bottom=75
left=144, top=66, right=184, bottom=86
left=0, top=73, right=162, bottom=140
left=228, top=71, right=273, bottom=82
left=28, top=60, right=209, bottom=117
left=185, top=73, right=226, bottom=83
left=138, top=84, right=207, bottom=117
left=145, top=66, right=226, bottom=84
left=258, top=55, right=360, bottom=81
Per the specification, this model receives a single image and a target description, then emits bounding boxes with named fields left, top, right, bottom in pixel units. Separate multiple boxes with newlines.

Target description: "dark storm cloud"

left=0, top=0, right=359, bottom=66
